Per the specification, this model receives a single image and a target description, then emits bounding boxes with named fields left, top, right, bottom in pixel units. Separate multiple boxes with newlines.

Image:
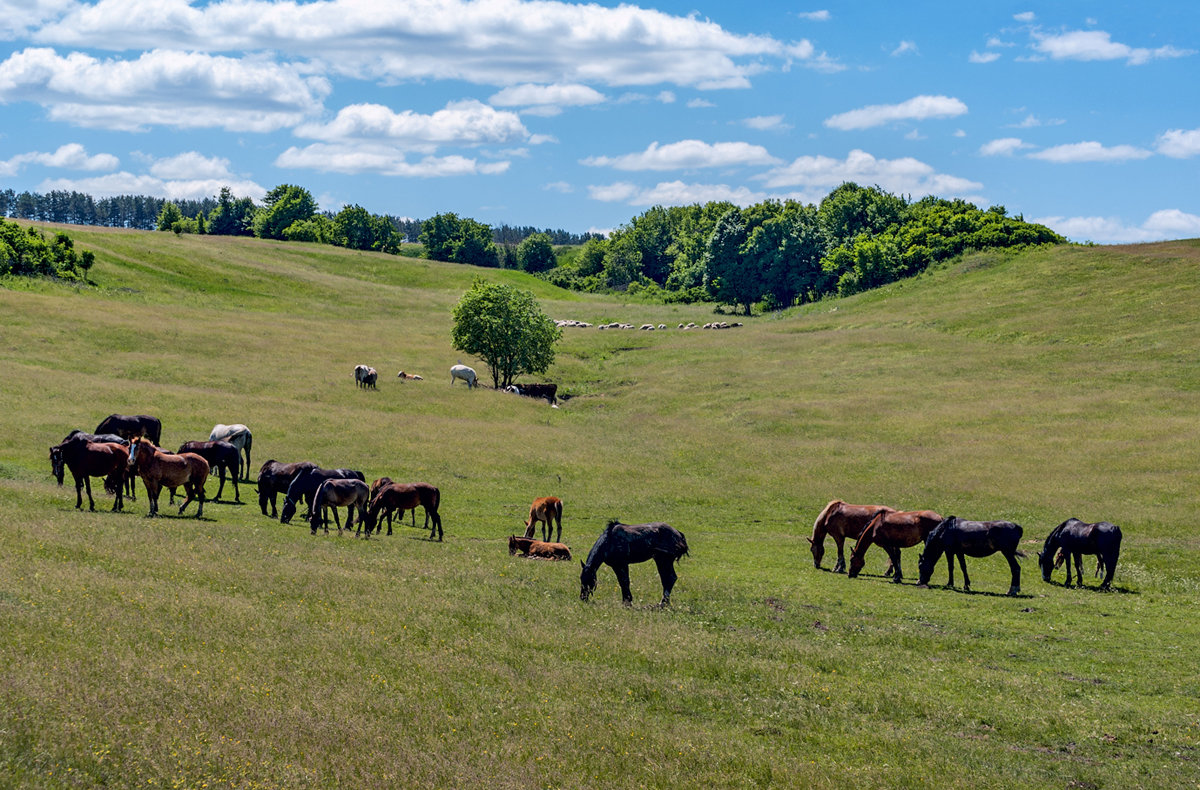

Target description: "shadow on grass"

left=921, top=584, right=1035, bottom=599
left=1039, top=579, right=1138, bottom=595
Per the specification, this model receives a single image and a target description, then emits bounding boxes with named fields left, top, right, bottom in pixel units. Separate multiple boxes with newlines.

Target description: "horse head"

left=579, top=560, right=597, bottom=600
left=49, top=446, right=64, bottom=485
left=280, top=497, right=297, bottom=524
left=807, top=535, right=824, bottom=569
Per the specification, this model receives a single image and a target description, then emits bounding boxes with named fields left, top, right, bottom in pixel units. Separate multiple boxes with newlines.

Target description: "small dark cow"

left=509, top=535, right=572, bottom=560
left=174, top=440, right=241, bottom=502
left=256, top=460, right=318, bottom=518
left=505, top=383, right=558, bottom=405
left=1040, top=518, right=1122, bottom=590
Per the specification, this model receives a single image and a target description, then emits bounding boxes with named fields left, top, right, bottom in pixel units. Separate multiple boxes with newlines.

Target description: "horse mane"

left=811, top=499, right=842, bottom=538
left=605, top=519, right=623, bottom=532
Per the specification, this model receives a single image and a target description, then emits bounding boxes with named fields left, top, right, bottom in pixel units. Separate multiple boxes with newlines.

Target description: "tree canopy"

left=451, top=280, right=561, bottom=389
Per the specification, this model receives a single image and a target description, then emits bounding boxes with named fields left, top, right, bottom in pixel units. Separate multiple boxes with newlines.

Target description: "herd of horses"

left=47, top=416, right=1124, bottom=606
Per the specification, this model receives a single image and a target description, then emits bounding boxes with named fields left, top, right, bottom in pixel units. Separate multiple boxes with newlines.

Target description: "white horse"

left=450, top=364, right=477, bottom=389
left=209, top=423, right=252, bottom=481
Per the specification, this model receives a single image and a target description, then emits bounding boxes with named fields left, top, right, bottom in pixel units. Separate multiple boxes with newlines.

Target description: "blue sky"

left=1, top=1, right=1196, bottom=243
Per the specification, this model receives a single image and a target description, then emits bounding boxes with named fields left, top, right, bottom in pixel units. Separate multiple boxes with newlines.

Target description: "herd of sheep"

left=555, top=319, right=743, bottom=330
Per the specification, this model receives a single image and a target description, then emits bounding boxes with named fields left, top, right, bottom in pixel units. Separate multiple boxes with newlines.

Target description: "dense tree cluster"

left=451, top=279, right=561, bottom=389
left=0, top=218, right=94, bottom=280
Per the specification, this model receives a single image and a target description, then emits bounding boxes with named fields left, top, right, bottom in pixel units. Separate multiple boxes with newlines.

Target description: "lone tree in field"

left=451, top=279, right=562, bottom=389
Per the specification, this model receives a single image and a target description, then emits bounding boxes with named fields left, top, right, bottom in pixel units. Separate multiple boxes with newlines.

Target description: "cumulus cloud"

left=0, top=0, right=73, bottom=38
left=276, top=144, right=509, bottom=177
left=891, top=41, right=918, bottom=57
left=581, top=140, right=781, bottom=171
left=1013, top=11, right=1036, bottom=23
left=797, top=10, right=830, bottom=22
left=1031, top=30, right=1194, bottom=65
left=0, top=47, right=328, bottom=132
left=32, top=0, right=821, bottom=91
left=1027, top=141, right=1153, bottom=163
left=148, top=151, right=234, bottom=180
left=761, top=148, right=983, bottom=201
left=824, top=95, right=967, bottom=130
left=742, top=115, right=789, bottom=131
left=1033, top=209, right=1200, bottom=243
left=0, top=142, right=118, bottom=176
left=979, top=138, right=1029, bottom=156
left=1157, top=128, right=1200, bottom=158
left=293, top=100, right=529, bottom=152
left=38, top=172, right=267, bottom=202
left=1009, top=114, right=1064, bottom=129
left=688, top=98, right=716, bottom=109
left=489, top=83, right=606, bottom=115
left=588, top=180, right=769, bottom=207
left=969, top=51, right=1001, bottom=64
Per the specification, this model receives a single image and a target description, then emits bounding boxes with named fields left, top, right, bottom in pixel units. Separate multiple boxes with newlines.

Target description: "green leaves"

left=451, top=279, right=562, bottom=389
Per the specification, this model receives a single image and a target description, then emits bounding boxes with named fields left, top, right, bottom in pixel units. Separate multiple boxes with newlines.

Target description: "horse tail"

left=554, top=498, right=563, bottom=523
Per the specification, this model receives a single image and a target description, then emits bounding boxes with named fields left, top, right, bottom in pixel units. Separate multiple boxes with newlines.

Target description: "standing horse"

left=280, top=467, right=365, bottom=524
left=256, top=460, right=317, bottom=517
left=365, top=482, right=443, bottom=540
left=808, top=500, right=896, bottom=573
left=847, top=509, right=944, bottom=582
left=354, top=365, right=377, bottom=389
left=96, top=413, right=162, bottom=445
left=209, top=424, right=252, bottom=481
left=1039, top=518, right=1122, bottom=590
left=523, top=496, right=563, bottom=542
left=917, top=517, right=1025, bottom=596
left=56, top=430, right=136, bottom=500
left=450, top=364, right=477, bottom=389
left=49, top=434, right=129, bottom=511
left=127, top=437, right=208, bottom=518
left=175, top=440, right=241, bottom=502
left=580, top=520, right=689, bottom=606
left=308, top=479, right=370, bottom=536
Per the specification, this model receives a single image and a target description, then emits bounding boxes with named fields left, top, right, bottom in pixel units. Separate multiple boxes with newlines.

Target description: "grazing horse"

left=96, top=413, right=162, bottom=445
left=209, top=424, right=252, bottom=481
left=365, top=482, right=443, bottom=540
left=1039, top=518, right=1122, bottom=590
left=49, top=434, right=129, bottom=511
left=847, top=509, right=944, bottom=582
left=509, top=535, right=572, bottom=560
left=175, top=441, right=241, bottom=502
left=56, top=430, right=136, bottom=500
left=917, top=517, right=1025, bottom=596
left=127, top=437, right=208, bottom=518
left=808, top=500, right=896, bottom=573
left=523, top=496, right=563, bottom=542
left=450, top=364, right=477, bottom=389
left=308, top=478, right=370, bottom=536
left=256, top=460, right=317, bottom=518
left=280, top=467, right=366, bottom=524
left=367, top=477, right=418, bottom=530
left=580, top=520, right=689, bottom=607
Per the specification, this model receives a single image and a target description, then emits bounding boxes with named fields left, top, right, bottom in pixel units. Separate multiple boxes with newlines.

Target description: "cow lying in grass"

left=508, top=535, right=572, bottom=560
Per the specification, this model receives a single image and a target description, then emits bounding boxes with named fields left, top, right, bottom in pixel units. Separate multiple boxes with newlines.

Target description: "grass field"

left=2, top=225, right=1199, bottom=788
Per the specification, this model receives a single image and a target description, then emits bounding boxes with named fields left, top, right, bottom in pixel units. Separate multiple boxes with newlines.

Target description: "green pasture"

left=1, top=225, right=1198, bottom=788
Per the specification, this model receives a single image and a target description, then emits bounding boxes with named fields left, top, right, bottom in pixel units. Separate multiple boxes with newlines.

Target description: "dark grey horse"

left=580, top=520, right=689, bottom=606
left=95, top=414, right=162, bottom=445
left=280, top=466, right=365, bottom=524
left=1039, top=518, right=1122, bottom=590
left=256, top=460, right=318, bottom=518
left=174, top=441, right=242, bottom=502
left=917, top=516, right=1025, bottom=596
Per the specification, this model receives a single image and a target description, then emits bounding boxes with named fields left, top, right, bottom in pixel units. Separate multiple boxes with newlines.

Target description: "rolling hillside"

left=2, top=224, right=1198, bottom=788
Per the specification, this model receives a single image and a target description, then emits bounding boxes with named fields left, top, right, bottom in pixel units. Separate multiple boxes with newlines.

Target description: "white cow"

left=450, top=364, right=477, bottom=389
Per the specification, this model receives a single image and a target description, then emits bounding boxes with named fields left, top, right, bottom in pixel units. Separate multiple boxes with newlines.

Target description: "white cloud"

left=1033, top=210, right=1200, bottom=243
left=588, top=180, right=768, bottom=207
left=0, top=142, right=118, bottom=177
left=38, top=172, right=267, bottom=202
left=0, top=47, right=328, bottom=132
left=543, top=181, right=573, bottom=193
left=891, top=41, right=918, bottom=57
left=488, top=83, right=606, bottom=115
left=587, top=182, right=640, bottom=203
left=293, top=100, right=529, bottom=152
left=33, top=0, right=822, bottom=91
left=825, top=95, right=967, bottom=130
left=743, top=115, right=789, bottom=131
left=1009, top=114, right=1065, bottom=129
left=657, top=90, right=676, bottom=104
left=1157, top=128, right=1200, bottom=158
left=688, top=98, right=716, bottom=109
left=969, top=50, right=1001, bottom=64
left=1032, top=30, right=1194, bottom=65
left=0, top=0, right=73, bottom=38
left=1013, top=12, right=1036, bottom=23
left=148, top=151, right=233, bottom=180
left=581, top=140, right=781, bottom=171
left=276, top=144, right=509, bottom=177
left=1027, top=141, right=1153, bottom=163
left=979, top=137, right=1029, bottom=156
left=761, top=148, right=983, bottom=201
left=797, top=10, right=830, bottom=22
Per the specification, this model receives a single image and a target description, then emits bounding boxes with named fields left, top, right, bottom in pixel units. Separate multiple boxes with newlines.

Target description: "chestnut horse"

left=808, top=500, right=895, bottom=573
left=365, top=482, right=443, bottom=540
left=523, top=496, right=563, bottom=542
left=127, top=437, right=208, bottom=518
left=49, top=434, right=129, bottom=511
left=847, top=509, right=944, bottom=582
left=917, top=517, right=1025, bottom=596
left=509, top=535, right=572, bottom=560
left=308, top=478, right=370, bottom=536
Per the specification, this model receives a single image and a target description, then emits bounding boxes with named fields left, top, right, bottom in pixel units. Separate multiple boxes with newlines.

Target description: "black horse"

left=174, top=441, right=242, bottom=502
left=1039, top=518, right=1122, bottom=590
left=95, top=414, right=162, bottom=445
left=256, top=460, right=318, bottom=517
left=917, top=517, right=1024, bottom=596
left=279, top=466, right=365, bottom=524
left=580, top=520, right=689, bottom=606
left=55, top=430, right=136, bottom=500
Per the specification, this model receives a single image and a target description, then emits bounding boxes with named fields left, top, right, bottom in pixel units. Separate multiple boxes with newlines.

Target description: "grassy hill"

left=2, top=225, right=1199, bottom=788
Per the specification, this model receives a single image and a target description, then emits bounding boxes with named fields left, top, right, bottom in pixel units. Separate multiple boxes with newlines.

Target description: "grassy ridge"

left=1, top=224, right=1199, bottom=788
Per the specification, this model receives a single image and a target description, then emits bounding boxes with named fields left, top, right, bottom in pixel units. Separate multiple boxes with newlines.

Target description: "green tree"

left=283, top=215, right=334, bottom=244
left=420, top=212, right=462, bottom=261
left=333, top=204, right=375, bottom=250
left=818, top=182, right=907, bottom=250
left=207, top=187, right=256, bottom=236
left=517, top=232, right=556, bottom=273
left=455, top=218, right=498, bottom=267
left=601, top=232, right=642, bottom=290
left=704, top=208, right=759, bottom=314
left=155, top=202, right=183, bottom=231
left=253, top=184, right=317, bottom=240
left=451, top=279, right=562, bottom=389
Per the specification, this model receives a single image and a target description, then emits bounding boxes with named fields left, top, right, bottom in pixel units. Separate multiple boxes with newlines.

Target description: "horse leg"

left=112, top=471, right=123, bottom=512
left=1005, top=551, right=1021, bottom=596
left=543, top=519, right=551, bottom=543
left=612, top=564, right=633, bottom=606
left=958, top=553, right=971, bottom=592
left=655, top=556, right=678, bottom=607
left=429, top=510, right=443, bottom=542
left=147, top=482, right=160, bottom=517
left=555, top=515, right=562, bottom=544
left=231, top=466, right=240, bottom=503
left=213, top=466, right=226, bottom=502
left=887, top=546, right=903, bottom=583
left=84, top=475, right=96, bottom=511
left=178, top=483, right=194, bottom=515
left=832, top=536, right=846, bottom=574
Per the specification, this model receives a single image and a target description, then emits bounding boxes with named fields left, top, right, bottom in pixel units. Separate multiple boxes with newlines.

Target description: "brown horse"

left=808, top=500, right=896, bottom=573
left=308, top=478, right=370, bottom=536
left=127, top=437, right=209, bottom=518
left=523, top=496, right=563, bottom=542
left=847, top=509, right=944, bottom=582
left=368, top=477, right=417, bottom=530
left=509, top=535, right=572, bottom=560
left=365, top=482, right=443, bottom=540
left=49, top=435, right=129, bottom=511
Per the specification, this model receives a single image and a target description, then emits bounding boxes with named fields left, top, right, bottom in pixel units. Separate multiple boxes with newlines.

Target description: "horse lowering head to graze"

left=509, top=535, right=572, bottom=560
left=1039, top=518, right=1122, bottom=590
left=280, top=467, right=366, bottom=524
left=917, top=516, right=1025, bottom=596
left=524, top=496, right=564, bottom=543
left=50, top=434, right=129, bottom=512
left=367, top=477, right=416, bottom=531
left=847, top=509, right=944, bottom=582
left=365, top=482, right=443, bottom=540
left=96, top=414, right=162, bottom=445
left=256, top=460, right=317, bottom=518
left=209, top=424, right=252, bottom=481
left=176, top=440, right=241, bottom=502
left=127, top=437, right=208, bottom=518
left=450, top=364, right=477, bottom=389
left=308, top=478, right=371, bottom=536
left=809, top=500, right=896, bottom=573
left=580, top=520, right=688, bottom=607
